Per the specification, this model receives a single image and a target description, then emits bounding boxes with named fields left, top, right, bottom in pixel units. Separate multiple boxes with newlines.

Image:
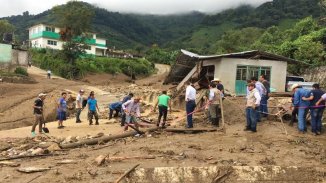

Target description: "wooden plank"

left=176, top=63, right=199, bottom=91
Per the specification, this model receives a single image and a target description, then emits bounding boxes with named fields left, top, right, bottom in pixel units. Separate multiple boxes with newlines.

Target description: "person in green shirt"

left=153, top=91, right=172, bottom=128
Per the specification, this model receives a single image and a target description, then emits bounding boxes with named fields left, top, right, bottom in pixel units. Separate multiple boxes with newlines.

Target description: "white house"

left=165, top=50, right=300, bottom=95
left=28, top=24, right=107, bottom=56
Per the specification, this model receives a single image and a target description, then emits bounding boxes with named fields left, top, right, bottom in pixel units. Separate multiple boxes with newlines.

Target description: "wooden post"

left=219, top=96, right=225, bottom=133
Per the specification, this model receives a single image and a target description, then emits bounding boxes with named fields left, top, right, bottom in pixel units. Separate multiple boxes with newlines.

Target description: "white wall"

left=203, top=58, right=287, bottom=93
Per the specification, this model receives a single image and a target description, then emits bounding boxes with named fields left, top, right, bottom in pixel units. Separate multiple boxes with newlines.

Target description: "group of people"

left=291, top=83, right=325, bottom=135
left=31, top=90, right=100, bottom=137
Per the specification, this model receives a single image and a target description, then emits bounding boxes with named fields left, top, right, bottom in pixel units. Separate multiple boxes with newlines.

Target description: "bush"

left=14, top=67, right=28, bottom=76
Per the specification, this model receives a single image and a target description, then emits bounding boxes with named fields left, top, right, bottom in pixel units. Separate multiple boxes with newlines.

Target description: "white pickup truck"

left=286, top=76, right=315, bottom=92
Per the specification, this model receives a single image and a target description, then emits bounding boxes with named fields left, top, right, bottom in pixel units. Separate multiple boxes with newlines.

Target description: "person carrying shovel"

left=122, top=97, right=141, bottom=132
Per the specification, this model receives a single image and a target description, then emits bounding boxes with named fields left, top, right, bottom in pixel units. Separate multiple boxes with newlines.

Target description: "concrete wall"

left=0, top=43, right=29, bottom=72
left=203, top=58, right=287, bottom=94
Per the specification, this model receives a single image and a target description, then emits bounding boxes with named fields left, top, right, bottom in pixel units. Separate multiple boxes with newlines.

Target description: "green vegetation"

left=14, top=67, right=28, bottom=76
left=30, top=49, right=155, bottom=79
left=145, top=45, right=178, bottom=65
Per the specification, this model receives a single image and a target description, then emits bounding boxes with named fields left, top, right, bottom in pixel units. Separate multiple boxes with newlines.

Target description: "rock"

left=57, top=159, right=77, bottom=165
left=47, top=143, right=61, bottom=152
left=94, top=155, right=106, bottom=166
left=0, top=161, right=20, bottom=167
left=93, top=132, right=104, bottom=138
left=32, top=148, right=44, bottom=155
left=64, top=136, right=77, bottom=143
left=108, top=119, right=117, bottom=124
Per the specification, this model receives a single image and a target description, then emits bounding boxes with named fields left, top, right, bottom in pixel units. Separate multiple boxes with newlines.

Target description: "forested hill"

left=1, top=0, right=324, bottom=50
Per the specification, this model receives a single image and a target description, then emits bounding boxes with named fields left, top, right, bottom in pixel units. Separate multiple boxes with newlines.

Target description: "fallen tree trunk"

left=107, top=155, right=155, bottom=162
left=60, top=127, right=159, bottom=149
left=165, top=128, right=217, bottom=133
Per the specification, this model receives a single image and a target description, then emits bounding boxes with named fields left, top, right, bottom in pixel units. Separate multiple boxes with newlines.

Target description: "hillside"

left=1, top=0, right=324, bottom=51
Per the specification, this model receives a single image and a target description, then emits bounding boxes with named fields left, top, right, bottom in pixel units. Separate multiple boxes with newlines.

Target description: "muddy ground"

left=0, top=65, right=325, bottom=183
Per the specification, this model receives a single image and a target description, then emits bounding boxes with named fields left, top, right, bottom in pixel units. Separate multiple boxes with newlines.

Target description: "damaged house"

left=165, top=50, right=299, bottom=96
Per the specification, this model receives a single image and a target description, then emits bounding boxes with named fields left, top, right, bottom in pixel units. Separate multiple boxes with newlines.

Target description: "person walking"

left=76, top=89, right=84, bottom=123
left=122, top=97, right=141, bottom=131
left=120, top=93, right=134, bottom=126
left=31, top=93, right=47, bottom=137
left=244, top=83, right=261, bottom=132
left=259, top=74, right=270, bottom=117
left=153, top=91, right=171, bottom=128
left=251, top=77, right=266, bottom=122
left=87, top=93, right=100, bottom=125
left=208, top=83, right=221, bottom=127
left=185, top=81, right=196, bottom=128
left=47, top=70, right=51, bottom=79
left=292, top=84, right=311, bottom=134
left=302, top=83, right=325, bottom=135
left=57, top=92, right=67, bottom=129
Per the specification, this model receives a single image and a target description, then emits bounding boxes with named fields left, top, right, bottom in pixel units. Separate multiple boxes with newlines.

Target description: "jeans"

left=291, top=107, right=298, bottom=123
left=246, top=107, right=257, bottom=131
left=260, top=95, right=268, bottom=117
left=109, top=108, right=120, bottom=119
left=88, top=111, right=99, bottom=124
left=76, top=108, right=82, bottom=122
left=297, top=108, right=308, bottom=131
left=310, top=108, right=324, bottom=133
left=158, top=105, right=168, bottom=127
left=186, top=100, right=196, bottom=128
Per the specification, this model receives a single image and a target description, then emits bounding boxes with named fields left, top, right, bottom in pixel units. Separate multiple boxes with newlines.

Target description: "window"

left=236, top=65, right=271, bottom=81
left=47, top=40, right=57, bottom=46
left=46, top=26, right=55, bottom=32
left=236, top=66, right=247, bottom=81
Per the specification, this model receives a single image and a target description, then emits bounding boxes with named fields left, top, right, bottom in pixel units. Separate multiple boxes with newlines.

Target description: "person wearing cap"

left=244, top=83, right=261, bottom=132
left=153, top=90, right=172, bottom=128
left=292, top=84, right=311, bottom=133
left=302, top=83, right=325, bottom=135
left=208, top=82, right=222, bottom=127
left=87, top=93, right=100, bottom=125
left=57, top=92, right=68, bottom=129
left=75, top=89, right=85, bottom=123
left=31, top=93, right=47, bottom=137
left=185, top=81, right=196, bottom=128
left=122, top=97, right=141, bottom=131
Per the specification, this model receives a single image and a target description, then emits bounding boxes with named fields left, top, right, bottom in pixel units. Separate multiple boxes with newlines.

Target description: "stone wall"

left=303, top=66, right=326, bottom=89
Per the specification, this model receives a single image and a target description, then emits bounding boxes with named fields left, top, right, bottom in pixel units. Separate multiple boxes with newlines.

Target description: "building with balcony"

left=28, top=24, right=107, bottom=56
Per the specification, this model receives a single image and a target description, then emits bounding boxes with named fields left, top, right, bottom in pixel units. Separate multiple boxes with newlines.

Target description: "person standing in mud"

left=185, top=81, right=196, bottom=128
left=244, top=83, right=261, bottom=132
left=120, top=93, right=134, bottom=126
left=87, top=93, right=100, bottom=125
left=57, top=92, right=68, bottom=129
left=153, top=91, right=171, bottom=128
left=47, top=69, right=51, bottom=79
left=76, top=89, right=84, bottom=123
left=122, top=97, right=141, bottom=131
left=31, top=93, right=47, bottom=137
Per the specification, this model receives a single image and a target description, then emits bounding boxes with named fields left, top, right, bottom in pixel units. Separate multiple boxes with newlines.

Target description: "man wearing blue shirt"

left=87, top=93, right=100, bottom=125
left=292, top=84, right=311, bottom=133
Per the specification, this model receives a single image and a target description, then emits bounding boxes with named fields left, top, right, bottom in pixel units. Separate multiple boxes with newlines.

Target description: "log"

left=115, top=164, right=140, bottom=183
left=107, top=155, right=155, bottom=162
left=219, top=95, right=225, bottom=133
left=60, top=127, right=159, bottom=149
left=17, top=167, right=50, bottom=173
left=165, top=128, right=217, bottom=133
left=0, top=154, right=61, bottom=161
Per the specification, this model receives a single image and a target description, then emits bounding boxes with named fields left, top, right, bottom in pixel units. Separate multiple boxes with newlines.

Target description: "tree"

left=52, top=1, right=94, bottom=65
left=0, top=20, right=15, bottom=43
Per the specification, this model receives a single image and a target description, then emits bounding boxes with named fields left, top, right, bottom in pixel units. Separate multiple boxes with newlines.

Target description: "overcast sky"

left=0, top=0, right=271, bottom=18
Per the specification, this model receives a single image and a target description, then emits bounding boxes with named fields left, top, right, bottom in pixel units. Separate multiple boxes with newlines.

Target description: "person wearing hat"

left=31, top=93, right=47, bottom=137
left=208, top=82, right=222, bottom=127
left=244, top=83, right=261, bottom=132
left=212, top=78, right=224, bottom=97
left=122, top=97, right=141, bottom=131
left=120, top=93, right=134, bottom=126
left=76, top=89, right=85, bottom=123
left=292, top=84, right=311, bottom=133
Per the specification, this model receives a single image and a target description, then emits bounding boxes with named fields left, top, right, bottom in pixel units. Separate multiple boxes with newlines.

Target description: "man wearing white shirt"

left=244, top=83, right=261, bottom=132
left=251, top=77, right=266, bottom=122
left=185, top=81, right=196, bottom=128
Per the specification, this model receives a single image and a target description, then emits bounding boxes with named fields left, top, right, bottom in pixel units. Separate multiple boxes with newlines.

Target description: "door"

left=235, top=65, right=271, bottom=96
